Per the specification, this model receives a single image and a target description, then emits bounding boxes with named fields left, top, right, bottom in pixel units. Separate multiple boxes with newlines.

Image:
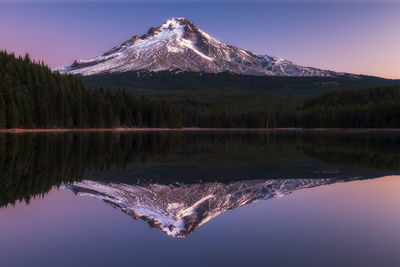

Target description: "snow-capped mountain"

left=67, top=177, right=361, bottom=237
left=55, top=18, right=347, bottom=77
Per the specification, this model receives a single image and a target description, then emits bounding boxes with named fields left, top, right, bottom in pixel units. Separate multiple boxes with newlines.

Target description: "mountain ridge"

left=67, top=177, right=363, bottom=237
left=55, top=18, right=353, bottom=77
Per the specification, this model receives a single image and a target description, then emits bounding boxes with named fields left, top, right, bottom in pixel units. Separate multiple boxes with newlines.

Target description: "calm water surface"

left=0, top=131, right=399, bottom=266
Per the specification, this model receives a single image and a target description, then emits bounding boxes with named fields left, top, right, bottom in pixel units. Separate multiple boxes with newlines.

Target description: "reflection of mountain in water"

left=68, top=178, right=361, bottom=237
left=1, top=131, right=399, bottom=208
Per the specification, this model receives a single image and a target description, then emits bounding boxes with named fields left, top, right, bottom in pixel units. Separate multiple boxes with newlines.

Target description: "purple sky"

left=0, top=1, right=399, bottom=78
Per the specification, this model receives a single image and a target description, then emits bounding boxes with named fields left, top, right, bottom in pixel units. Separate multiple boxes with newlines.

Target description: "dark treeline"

left=181, top=107, right=292, bottom=128
left=83, top=69, right=400, bottom=129
left=83, top=71, right=400, bottom=128
left=1, top=131, right=400, bottom=207
left=183, top=85, right=400, bottom=128
left=0, top=51, right=182, bottom=129
left=298, top=86, right=400, bottom=128
left=82, top=69, right=399, bottom=96
left=2, top=51, right=400, bottom=129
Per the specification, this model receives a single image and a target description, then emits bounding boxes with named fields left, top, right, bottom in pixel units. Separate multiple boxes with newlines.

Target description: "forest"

left=177, top=85, right=400, bottom=128
left=0, top=51, right=182, bottom=129
left=1, top=50, right=400, bottom=129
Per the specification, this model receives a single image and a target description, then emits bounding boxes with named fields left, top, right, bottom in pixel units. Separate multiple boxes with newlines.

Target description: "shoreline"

left=1, top=127, right=400, bottom=134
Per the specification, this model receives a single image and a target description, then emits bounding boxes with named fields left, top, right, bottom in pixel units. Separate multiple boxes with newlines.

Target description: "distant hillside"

left=82, top=70, right=400, bottom=109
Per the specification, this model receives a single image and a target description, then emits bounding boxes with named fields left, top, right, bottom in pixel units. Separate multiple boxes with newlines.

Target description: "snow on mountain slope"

left=55, top=18, right=347, bottom=77
left=67, top=177, right=360, bottom=237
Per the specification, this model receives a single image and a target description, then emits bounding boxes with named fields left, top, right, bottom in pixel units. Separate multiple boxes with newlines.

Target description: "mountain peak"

left=54, top=18, right=349, bottom=77
left=140, top=17, right=196, bottom=40
left=161, top=17, right=197, bottom=29
left=162, top=17, right=191, bottom=25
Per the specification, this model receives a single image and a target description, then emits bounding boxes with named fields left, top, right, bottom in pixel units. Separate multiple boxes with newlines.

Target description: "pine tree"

left=0, top=94, right=6, bottom=128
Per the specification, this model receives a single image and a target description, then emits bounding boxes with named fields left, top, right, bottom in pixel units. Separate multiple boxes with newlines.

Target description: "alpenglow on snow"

left=55, top=18, right=348, bottom=77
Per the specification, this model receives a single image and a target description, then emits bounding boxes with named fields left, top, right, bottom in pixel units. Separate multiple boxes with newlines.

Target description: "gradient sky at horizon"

left=0, top=1, right=399, bottom=78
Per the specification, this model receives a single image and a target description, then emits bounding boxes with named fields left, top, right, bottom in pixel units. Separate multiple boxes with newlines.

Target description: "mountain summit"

left=55, top=18, right=345, bottom=77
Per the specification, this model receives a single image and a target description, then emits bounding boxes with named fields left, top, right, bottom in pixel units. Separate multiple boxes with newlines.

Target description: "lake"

left=0, top=130, right=400, bottom=266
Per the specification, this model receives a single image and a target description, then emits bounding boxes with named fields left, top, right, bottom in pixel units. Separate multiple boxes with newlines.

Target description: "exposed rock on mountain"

left=67, top=178, right=359, bottom=237
left=55, top=18, right=348, bottom=77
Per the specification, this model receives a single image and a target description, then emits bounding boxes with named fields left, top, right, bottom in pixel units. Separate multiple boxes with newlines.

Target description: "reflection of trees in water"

left=0, top=132, right=181, bottom=207
left=181, top=132, right=400, bottom=172
left=300, top=133, right=400, bottom=171
left=0, top=131, right=400, bottom=207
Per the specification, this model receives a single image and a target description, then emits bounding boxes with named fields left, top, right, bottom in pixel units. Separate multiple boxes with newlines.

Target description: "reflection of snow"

left=67, top=177, right=358, bottom=237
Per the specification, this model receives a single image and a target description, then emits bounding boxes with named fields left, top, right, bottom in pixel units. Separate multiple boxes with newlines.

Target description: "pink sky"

left=1, top=1, right=399, bottom=79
